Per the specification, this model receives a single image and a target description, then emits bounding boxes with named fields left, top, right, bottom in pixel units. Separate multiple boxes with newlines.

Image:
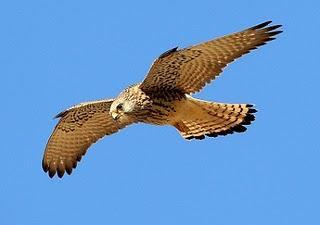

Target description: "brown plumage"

left=43, top=21, right=282, bottom=178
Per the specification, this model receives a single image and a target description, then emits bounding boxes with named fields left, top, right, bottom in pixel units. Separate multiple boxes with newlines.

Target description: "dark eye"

left=116, top=103, right=123, bottom=111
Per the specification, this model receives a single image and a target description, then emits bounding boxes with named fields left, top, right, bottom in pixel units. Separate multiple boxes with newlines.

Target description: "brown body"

left=116, top=84, right=255, bottom=140
left=42, top=21, right=282, bottom=178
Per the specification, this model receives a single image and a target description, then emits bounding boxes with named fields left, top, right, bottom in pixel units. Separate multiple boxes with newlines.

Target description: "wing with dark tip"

left=140, top=21, right=282, bottom=95
left=42, top=99, right=134, bottom=178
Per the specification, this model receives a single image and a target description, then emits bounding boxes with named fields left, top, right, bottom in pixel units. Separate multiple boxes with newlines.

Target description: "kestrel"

left=43, top=21, right=282, bottom=178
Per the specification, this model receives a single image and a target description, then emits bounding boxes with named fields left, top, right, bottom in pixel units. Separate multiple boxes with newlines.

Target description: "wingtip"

left=250, top=21, right=273, bottom=30
left=158, top=47, right=178, bottom=59
left=48, top=170, right=56, bottom=178
left=54, top=110, right=67, bottom=119
left=270, top=24, right=283, bottom=29
left=45, top=169, right=68, bottom=179
left=57, top=170, right=65, bottom=178
left=250, top=21, right=283, bottom=32
left=262, top=20, right=273, bottom=26
left=42, top=159, right=48, bottom=173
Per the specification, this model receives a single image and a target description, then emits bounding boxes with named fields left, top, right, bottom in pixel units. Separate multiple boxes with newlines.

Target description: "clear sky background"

left=1, top=0, right=319, bottom=225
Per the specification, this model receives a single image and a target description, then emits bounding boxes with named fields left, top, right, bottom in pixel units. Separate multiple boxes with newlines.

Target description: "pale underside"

left=42, top=21, right=282, bottom=178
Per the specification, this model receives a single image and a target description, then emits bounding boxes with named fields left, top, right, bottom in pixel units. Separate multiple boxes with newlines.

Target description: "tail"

left=173, top=97, right=256, bottom=140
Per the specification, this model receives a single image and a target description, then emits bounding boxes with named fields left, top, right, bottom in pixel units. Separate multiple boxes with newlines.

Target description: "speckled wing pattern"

left=42, top=99, right=134, bottom=178
left=140, top=21, right=282, bottom=94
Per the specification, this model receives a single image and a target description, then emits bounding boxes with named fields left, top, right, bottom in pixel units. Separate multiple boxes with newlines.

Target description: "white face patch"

left=123, top=101, right=135, bottom=113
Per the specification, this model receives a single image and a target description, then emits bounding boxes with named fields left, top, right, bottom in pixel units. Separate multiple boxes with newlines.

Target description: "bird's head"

left=109, top=87, right=139, bottom=120
left=110, top=98, right=135, bottom=121
left=110, top=84, right=152, bottom=120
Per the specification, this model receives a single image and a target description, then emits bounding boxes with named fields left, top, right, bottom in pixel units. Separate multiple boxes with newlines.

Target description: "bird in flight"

left=42, top=21, right=282, bottom=178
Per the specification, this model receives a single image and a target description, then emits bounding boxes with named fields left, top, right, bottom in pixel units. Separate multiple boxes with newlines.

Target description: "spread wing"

left=42, top=99, right=134, bottom=178
left=140, top=21, right=282, bottom=95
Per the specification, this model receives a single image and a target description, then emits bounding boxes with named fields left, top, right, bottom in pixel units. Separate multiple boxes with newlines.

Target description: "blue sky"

left=1, top=0, right=319, bottom=224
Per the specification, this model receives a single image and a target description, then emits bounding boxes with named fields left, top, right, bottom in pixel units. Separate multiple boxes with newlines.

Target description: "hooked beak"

left=111, top=111, right=120, bottom=120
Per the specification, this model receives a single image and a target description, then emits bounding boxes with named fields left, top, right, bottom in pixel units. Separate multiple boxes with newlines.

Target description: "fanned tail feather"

left=173, top=97, right=256, bottom=140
